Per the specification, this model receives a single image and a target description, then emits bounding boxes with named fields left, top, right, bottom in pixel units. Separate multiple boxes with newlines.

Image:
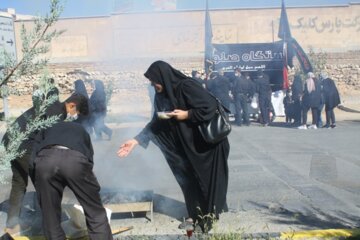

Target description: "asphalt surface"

left=1, top=111, right=360, bottom=239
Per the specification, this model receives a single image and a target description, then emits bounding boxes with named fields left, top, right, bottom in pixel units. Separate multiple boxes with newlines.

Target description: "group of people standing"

left=192, top=67, right=341, bottom=130
left=193, top=68, right=274, bottom=127
left=286, top=71, right=341, bottom=130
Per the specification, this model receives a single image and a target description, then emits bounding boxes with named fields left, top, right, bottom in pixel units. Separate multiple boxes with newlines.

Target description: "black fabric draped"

left=136, top=61, right=230, bottom=222
left=291, top=75, right=303, bottom=101
left=74, top=80, right=89, bottom=99
left=322, top=78, right=340, bottom=109
left=90, top=80, right=107, bottom=115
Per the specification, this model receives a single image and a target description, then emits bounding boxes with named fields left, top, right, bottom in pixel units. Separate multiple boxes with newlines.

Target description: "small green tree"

left=0, top=0, right=64, bottom=87
left=0, top=75, right=60, bottom=181
left=0, top=0, right=64, bottom=180
left=293, top=46, right=328, bottom=81
left=307, top=46, right=328, bottom=77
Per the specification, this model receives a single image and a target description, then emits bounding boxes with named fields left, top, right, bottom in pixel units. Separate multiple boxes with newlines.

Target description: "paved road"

left=91, top=116, right=360, bottom=235
left=1, top=114, right=360, bottom=237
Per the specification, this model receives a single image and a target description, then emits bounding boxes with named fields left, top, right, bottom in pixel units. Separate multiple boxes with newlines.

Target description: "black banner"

left=278, top=0, right=292, bottom=40
left=211, top=41, right=285, bottom=72
left=289, top=38, right=313, bottom=73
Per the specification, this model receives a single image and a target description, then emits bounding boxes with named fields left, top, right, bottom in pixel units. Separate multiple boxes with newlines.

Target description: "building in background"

left=6, top=2, right=360, bottom=69
left=113, top=0, right=176, bottom=13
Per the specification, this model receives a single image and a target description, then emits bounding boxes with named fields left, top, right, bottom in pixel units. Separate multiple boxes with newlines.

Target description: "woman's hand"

left=117, top=139, right=139, bottom=157
left=167, top=109, right=189, bottom=120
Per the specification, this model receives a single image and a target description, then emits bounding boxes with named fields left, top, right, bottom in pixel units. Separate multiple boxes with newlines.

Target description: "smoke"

left=57, top=9, right=200, bottom=200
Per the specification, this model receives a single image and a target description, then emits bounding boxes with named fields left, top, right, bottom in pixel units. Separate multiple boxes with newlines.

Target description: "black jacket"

left=302, top=79, right=322, bottom=108
left=1, top=107, right=36, bottom=153
left=232, top=76, right=255, bottom=97
left=322, top=78, right=341, bottom=109
left=254, top=74, right=271, bottom=100
left=32, top=121, right=94, bottom=165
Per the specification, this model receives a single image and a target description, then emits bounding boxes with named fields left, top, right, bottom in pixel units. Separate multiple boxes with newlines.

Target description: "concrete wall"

left=13, top=3, right=360, bottom=65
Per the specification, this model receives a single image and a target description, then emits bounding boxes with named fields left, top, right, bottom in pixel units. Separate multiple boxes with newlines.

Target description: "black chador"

left=135, top=61, right=230, bottom=230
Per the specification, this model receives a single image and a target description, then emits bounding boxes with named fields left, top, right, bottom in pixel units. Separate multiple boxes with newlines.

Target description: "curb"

left=281, top=228, right=360, bottom=239
left=7, top=229, right=360, bottom=240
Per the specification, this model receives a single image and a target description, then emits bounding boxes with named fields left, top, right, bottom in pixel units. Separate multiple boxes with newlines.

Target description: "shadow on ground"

left=248, top=201, right=360, bottom=229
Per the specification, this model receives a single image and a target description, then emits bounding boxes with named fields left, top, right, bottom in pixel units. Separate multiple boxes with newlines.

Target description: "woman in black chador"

left=118, top=61, right=230, bottom=232
left=320, top=72, right=341, bottom=128
left=74, top=79, right=93, bottom=134
left=89, top=80, right=112, bottom=140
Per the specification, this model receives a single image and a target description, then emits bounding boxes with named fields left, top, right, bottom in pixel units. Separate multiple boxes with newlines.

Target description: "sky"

left=1, top=0, right=360, bottom=18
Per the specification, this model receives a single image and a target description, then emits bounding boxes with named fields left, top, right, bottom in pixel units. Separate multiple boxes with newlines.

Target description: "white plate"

left=157, top=111, right=171, bottom=119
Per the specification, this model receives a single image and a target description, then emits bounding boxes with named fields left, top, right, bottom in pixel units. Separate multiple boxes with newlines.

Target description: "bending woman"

left=117, top=61, right=230, bottom=232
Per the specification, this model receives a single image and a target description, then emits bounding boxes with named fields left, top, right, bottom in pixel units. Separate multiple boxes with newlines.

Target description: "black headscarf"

left=91, top=80, right=106, bottom=103
left=94, top=79, right=105, bottom=93
left=144, top=61, right=188, bottom=109
left=74, top=79, right=89, bottom=99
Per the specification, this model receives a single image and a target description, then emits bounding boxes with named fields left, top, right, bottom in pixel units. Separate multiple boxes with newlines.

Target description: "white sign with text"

left=0, top=16, right=17, bottom=66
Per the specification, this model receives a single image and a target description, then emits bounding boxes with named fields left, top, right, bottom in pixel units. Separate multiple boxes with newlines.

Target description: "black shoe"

left=331, top=124, right=337, bottom=129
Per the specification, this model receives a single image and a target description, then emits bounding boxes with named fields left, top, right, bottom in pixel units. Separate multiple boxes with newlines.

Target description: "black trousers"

left=259, top=97, right=270, bottom=124
left=234, top=94, right=250, bottom=125
left=293, top=99, right=302, bottom=124
left=34, top=148, right=113, bottom=240
left=302, top=106, right=318, bottom=125
left=325, top=106, right=336, bottom=125
left=6, top=153, right=30, bottom=228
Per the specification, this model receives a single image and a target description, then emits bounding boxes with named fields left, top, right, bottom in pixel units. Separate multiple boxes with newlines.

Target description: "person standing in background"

left=298, top=72, right=322, bottom=130
left=207, top=69, right=231, bottom=110
left=291, top=74, right=303, bottom=126
left=191, top=70, right=206, bottom=88
left=254, top=69, right=272, bottom=126
left=320, top=72, right=341, bottom=128
left=74, top=79, right=93, bottom=134
left=89, top=80, right=112, bottom=140
left=232, top=68, right=255, bottom=126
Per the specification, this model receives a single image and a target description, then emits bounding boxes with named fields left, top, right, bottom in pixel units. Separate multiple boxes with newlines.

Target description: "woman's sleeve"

left=134, top=124, right=152, bottom=148
left=134, top=113, right=158, bottom=148
left=181, top=80, right=217, bottom=123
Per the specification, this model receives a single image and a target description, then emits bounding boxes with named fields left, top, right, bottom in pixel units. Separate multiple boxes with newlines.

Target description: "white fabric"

left=271, top=90, right=285, bottom=116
